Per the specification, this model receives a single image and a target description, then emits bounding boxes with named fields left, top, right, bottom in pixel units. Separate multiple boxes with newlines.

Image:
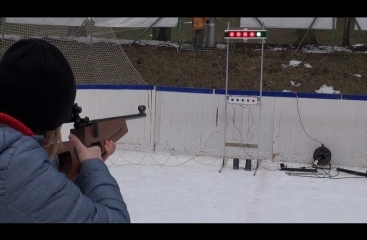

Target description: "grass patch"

left=122, top=44, right=367, bottom=95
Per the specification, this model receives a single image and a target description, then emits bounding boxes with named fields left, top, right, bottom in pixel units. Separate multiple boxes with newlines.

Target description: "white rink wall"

left=61, top=85, right=367, bottom=168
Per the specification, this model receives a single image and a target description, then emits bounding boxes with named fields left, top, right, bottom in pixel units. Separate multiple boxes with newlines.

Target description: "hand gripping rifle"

left=43, top=103, right=147, bottom=181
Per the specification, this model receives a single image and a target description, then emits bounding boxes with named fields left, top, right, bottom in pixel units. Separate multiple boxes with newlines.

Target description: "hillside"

left=122, top=43, right=367, bottom=95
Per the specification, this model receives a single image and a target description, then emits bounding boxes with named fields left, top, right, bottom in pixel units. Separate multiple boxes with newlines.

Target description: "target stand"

left=219, top=24, right=267, bottom=175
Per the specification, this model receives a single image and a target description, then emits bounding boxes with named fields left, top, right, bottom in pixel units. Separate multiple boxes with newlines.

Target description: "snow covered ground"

left=106, top=150, right=367, bottom=223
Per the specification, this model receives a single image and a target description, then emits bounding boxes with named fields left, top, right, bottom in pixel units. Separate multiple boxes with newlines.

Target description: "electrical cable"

left=104, top=118, right=232, bottom=168
left=230, top=104, right=256, bottom=168
left=105, top=91, right=361, bottom=178
left=294, top=91, right=325, bottom=147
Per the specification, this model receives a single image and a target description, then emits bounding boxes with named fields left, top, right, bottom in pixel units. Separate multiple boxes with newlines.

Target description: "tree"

left=341, top=17, right=351, bottom=47
left=294, top=29, right=318, bottom=46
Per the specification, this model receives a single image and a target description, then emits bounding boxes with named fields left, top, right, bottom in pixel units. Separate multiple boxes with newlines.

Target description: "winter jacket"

left=192, top=17, right=209, bottom=30
left=0, top=123, right=131, bottom=223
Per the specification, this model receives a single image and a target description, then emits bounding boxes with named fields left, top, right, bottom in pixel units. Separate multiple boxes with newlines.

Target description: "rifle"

left=43, top=103, right=147, bottom=181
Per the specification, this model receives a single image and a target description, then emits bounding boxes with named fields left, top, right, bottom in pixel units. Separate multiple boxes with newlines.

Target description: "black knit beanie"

left=0, top=39, right=76, bottom=131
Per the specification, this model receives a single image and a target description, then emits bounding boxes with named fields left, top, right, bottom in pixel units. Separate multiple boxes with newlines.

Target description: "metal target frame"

left=219, top=22, right=267, bottom=174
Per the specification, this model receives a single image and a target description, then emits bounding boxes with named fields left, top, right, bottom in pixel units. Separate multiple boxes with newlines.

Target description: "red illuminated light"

left=231, top=31, right=255, bottom=37
left=225, top=30, right=267, bottom=39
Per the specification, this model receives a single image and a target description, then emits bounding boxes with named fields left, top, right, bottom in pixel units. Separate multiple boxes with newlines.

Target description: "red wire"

left=293, top=91, right=324, bottom=147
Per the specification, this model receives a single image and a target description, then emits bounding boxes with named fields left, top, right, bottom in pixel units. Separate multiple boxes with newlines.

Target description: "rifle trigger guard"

left=92, top=120, right=99, bottom=138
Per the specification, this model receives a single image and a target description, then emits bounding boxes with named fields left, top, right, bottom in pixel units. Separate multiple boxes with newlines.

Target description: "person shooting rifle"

left=43, top=103, right=146, bottom=181
left=0, top=39, right=131, bottom=223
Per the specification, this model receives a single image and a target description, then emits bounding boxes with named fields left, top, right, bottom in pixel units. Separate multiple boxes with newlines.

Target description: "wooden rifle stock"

left=43, top=105, right=146, bottom=181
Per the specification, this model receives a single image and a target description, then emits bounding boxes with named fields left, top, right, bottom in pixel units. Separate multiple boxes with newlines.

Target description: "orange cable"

left=294, top=91, right=324, bottom=147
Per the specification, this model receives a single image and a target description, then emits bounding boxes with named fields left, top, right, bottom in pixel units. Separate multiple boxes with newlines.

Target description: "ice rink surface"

left=106, top=150, right=367, bottom=223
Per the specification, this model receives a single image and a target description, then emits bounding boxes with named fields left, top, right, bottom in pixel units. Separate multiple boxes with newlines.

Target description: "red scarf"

left=0, top=112, right=34, bottom=136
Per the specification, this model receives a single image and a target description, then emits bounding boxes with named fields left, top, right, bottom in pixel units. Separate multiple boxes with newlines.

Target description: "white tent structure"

left=4, top=17, right=178, bottom=27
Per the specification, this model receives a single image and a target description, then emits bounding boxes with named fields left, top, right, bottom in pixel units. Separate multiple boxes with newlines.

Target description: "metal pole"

left=178, top=17, right=183, bottom=52
left=296, top=17, right=317, bottom=51
left=332, top=17, right=336, bottom=51
left=219, top=22, right=230, bottom=173
left=259, top=23, right=265, bottom=101
left=254, top=23, right=265, bottom=176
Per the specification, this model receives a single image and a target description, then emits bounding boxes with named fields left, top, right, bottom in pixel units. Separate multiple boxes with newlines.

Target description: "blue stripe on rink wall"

left=76, top=84, right=367, bottom=101
left=156, top=86, right=214, bottom=94
left=77, top=84, right=155, bottom=90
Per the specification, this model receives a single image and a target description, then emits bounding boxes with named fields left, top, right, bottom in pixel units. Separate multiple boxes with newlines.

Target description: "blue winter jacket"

left=0, top=124, right=131, bottom=223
